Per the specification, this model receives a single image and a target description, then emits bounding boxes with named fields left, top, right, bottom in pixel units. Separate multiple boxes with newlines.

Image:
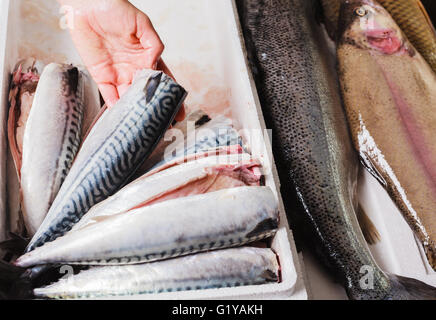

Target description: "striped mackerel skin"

left=21, top=63, right=85, bottom=236
left=26, top=70, right=186, bottom=252
left=150, top=115, right=244, bottom=171
left=16, top=187, right=279, bottom=267
left=33, top=247, right=280, bottom=299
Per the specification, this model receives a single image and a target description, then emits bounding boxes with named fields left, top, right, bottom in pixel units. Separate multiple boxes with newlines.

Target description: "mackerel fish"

left=25, top=69, right=187, bottom=252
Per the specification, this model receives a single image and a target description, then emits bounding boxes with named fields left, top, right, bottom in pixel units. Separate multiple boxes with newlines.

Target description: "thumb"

left=136, top=13, right=165, bottom=68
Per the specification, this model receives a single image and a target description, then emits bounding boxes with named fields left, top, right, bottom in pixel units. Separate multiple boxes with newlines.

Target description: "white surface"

left=2, top=0, right=432, bottom=301
left=305, top=169, right=436, bottom=300
left=0, top=0, right=308, bottom=300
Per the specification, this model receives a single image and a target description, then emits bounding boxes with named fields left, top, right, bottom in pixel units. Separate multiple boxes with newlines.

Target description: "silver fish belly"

left=21, top=63, right=85, bottom=236
left=72, top=153, right=259, bottom=230
left=33, top=247, right=280, bottom=299
left=25, top=69, right=187, bottom=252
left=16, top=186, right=279, bottom=267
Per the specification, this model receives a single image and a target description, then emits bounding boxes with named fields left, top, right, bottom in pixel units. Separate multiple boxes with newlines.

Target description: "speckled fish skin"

left=15, top=187, right=279, bottom=267
left=33, top=247, right=280, bottom=299
left=25, top=69, right=187, bottom=252
left=320, top=0, right=436, bottom=74
left=20, top=63, right=85, bottom=236
left=238, top=0, right=436, bottom=299
left=337, top=0, right=436, bottom=270
left=72, top=153, right=260, bottom=231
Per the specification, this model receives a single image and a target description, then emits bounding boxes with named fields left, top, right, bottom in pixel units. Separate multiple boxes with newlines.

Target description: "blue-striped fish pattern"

left=26, top=71, right=186, bottom=252
left=150, top=126, right=244, bottom=171
left=51, top=67, right=85, bottom=198
left=62, top=230, right=277, bottom=266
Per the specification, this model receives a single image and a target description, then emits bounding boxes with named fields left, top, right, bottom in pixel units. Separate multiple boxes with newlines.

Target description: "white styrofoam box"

left=307, top=169, right=436, bottom=300
left=360, top=171, right=436, bottom=285
left=0, top=0, right=308, bottom=299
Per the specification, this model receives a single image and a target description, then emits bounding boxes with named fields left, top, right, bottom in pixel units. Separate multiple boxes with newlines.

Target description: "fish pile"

left=1, top=60, right=281, bottom=299
left=7, top=60, right=101, bottom=238
left=238, top=0, right=436, bottom=299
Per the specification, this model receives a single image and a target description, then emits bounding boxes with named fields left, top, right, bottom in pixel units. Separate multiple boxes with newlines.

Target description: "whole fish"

left=337, top=0, right=436, bottom=270
left=237, top=0, right=436, bottom=299
left=33, top=247, right=280, bottom=299
left=5, top=60, right=101, bottom=238
left=19, top=63, right=86, bottom=236
left=25, top=69, right=187, bottom=252
left=73, top=153, right=261, bottom=230
left=15, top=186, right=279, bottom=267
left=320, top=0, right=436, bottom=75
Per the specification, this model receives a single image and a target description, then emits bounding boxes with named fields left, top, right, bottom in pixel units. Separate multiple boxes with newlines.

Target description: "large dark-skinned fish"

left=237, top=0, right=436, bottom=299
left=24, top=69, right=187, bottom=252
left=337, top=0, right=436, bottom=271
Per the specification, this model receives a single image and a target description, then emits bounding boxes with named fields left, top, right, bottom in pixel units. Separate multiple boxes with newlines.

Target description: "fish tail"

left=386, top=274, right=436, bottom=300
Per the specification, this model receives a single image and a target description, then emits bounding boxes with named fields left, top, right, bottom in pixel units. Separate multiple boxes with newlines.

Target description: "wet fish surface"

left=134, top=109, right=211, bottom=176
left=20, top=63, right=86, bottom=236
left=25, top=69, right=187, bottom=252
left=16, top=186, right=279, bottom=267
left=73, top=153, right=261, bottom=230
left=337, top=0, right=436, bottom=270
left=147, top=115, right=244, bottom=173
left=237, top=0, right=436, bottom=299
left=33, top=247, right=280, bottom=299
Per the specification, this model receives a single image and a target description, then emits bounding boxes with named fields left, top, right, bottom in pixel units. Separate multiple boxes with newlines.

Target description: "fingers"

left=98, top=83, right=119, bottom=108
left=117, top=83, right=131, bottom=99
left=156, top=58, right=175, bottom=78
left=136, top=12, right=186, bottom=122
left=136, top=13, right=164, bottom=69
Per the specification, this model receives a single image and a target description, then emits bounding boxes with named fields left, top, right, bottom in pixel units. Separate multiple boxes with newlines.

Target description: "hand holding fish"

left=57, top=0, right=185, bottom=121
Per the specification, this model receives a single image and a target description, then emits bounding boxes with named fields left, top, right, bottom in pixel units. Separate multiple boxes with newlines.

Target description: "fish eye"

left=354, top=7, right=367, bottom=17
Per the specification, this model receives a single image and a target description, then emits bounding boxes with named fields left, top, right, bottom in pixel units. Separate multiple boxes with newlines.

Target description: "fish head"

left=338, top=0, right=414, bottom=56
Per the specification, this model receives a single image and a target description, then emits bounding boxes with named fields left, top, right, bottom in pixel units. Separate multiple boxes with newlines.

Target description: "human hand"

left=58, top=0, right=185, bottom=121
